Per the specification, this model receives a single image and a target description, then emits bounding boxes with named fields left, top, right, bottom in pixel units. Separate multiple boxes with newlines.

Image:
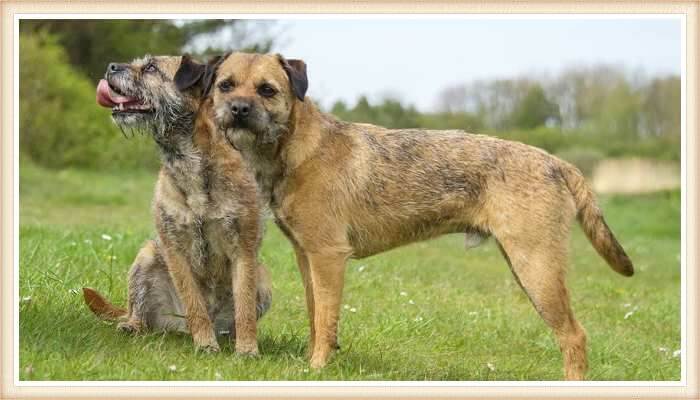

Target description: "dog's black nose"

left=230, top=100, right=251, bottom=118
left=107, top=63, right=126, bottom=74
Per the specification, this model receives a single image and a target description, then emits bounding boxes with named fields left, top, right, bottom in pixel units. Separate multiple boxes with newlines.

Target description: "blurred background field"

left=18, top=19, right=682, bottom=380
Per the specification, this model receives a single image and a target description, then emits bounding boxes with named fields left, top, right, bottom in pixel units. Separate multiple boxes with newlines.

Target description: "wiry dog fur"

left=209, top=52, right=634, bottom=379
left=84, top=55, right=271, bottom=354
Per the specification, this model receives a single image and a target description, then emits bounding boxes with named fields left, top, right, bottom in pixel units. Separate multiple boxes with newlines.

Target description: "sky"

left=245, top=17, right=682, bottom=112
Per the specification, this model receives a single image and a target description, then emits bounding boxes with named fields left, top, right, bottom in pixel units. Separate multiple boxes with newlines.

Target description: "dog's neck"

left=153, top=101, right=213, bottom=213
left=153, top=110, right=199, bottom=163
left=282, top=98, right=327, bottom=171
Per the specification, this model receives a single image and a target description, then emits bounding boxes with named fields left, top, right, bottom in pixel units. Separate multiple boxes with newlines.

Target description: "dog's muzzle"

left=106, top=63, right=127, bottom=77
left=227, top=98, right=256, bottom=129
left=230, top=99, right=252, bottom=118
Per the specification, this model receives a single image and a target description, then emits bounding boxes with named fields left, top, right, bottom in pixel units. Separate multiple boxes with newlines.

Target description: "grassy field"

left=18, top=161, right=681, bottom=381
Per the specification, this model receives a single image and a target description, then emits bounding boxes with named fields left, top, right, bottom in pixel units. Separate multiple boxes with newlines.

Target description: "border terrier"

left=208, top=52, right=634, bottom=379
left=84, top=55, right=270, bottom=354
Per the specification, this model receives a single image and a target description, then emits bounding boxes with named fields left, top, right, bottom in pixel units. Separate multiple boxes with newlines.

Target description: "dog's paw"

left=235, top=341, right=259, bottom=357
left=193, top=331, right=220, bottom=353
left=195, top=342, right=221, bottom=354
left=309, top=355, right=329, bottom=370
left=117, top=321, right=142, bottom=335
left=309, top=344, right=338, bottom=369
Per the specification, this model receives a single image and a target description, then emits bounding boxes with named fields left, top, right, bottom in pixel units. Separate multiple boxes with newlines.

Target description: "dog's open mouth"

left=96, top=79, right=152, bottom=114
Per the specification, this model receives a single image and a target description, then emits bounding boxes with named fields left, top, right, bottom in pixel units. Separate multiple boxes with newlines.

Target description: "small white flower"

left=21, top=296, right=32, bottom=303
left=673, top=350, right=681, bottom=358
left=303, top=368, right=309, bottom=373
left=168, top=365, right=177, bottom=372
left=624, top=306, right=639, bottom=320
left=350, top=307, right=357, bottom=313
left=358, top=265, right=366, bottom=272
left=658, top=347, right=669, bottom=353
left=400, top=291, right=408, bottom=297
left=343, top=304, right=350, bottom=310
left=414, top=316, right=423, bottom=322
left=486, top=362, right=496, bottom=372
left=408, top=299, right=415, bottom=305
left=101, top=234, right=112, bottom=241
left=214, top=371, right=222, bottom=380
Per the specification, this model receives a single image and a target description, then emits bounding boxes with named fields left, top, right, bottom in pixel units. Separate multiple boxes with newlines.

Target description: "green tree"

left=508, top=84, right=559, bottom=129
left=595, top=81, right=642, bottom=138
left=19, top=33, right=159, bottom=170
left=641, top=76, right=681, bottom=137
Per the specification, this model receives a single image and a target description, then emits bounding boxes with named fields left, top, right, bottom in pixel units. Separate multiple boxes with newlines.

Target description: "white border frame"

left=12, top=12, right=688, bottom=388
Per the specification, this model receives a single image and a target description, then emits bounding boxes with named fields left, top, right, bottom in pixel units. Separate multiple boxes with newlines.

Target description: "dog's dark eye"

left=218, top=81, right=233, bottom=92
left=258, top=84, right=277, bottom=98
left=143, top=63, right=157, bottom=73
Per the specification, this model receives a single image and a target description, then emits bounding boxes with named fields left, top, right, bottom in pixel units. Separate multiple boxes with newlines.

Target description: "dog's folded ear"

left=278, top=55, right=308, bottom=101
left=201, top=52, right=229, bottom=96
left=174, top=54, right=206, bottom=92
left=175, top=53, right=229, bottom=96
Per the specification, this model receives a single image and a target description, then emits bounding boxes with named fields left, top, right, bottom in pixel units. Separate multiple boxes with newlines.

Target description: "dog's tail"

left=560, top=163, right=634, bottom=277
left=82, top=287, right=127, bottom=321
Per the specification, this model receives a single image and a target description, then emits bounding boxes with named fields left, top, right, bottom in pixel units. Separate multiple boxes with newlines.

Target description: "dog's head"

left=95, top=55, right=216, bottom=136
left=209, top=52, right=308, bottom=147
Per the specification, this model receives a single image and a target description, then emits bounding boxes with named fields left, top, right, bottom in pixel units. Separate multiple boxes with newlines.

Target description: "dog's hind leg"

left=495, top=235, right=587, bottom=381
left=118, top=240, right=188, bottom=334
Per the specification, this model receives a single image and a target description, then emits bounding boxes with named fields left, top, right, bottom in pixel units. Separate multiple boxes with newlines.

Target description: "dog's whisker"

left=117, top=124, right=128, bottom=139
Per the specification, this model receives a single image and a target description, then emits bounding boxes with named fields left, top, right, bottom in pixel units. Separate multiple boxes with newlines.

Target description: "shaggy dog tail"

left=561, top=163, right=635, bottom=277
left=82, top=287, right=127, bottom=320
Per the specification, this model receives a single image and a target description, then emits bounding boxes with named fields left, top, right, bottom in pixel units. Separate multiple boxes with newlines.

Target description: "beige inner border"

left=1, top=1, right=697, bottom=399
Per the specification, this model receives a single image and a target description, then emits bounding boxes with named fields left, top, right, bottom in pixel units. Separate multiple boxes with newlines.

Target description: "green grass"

left=18, top=161, right=681, bottom=381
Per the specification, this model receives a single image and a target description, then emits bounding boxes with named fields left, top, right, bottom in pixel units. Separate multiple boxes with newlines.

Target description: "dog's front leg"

left=232, top=250, right=259, bottom=356
left=307, top=250, right=348, bottom=369
left=292, top=245, right=316, bottom=358
left=159, top=238, right=219, bottom=353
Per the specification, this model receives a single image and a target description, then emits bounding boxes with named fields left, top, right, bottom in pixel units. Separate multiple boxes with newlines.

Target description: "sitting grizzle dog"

left=204, top=52, right=634, bottom=379
left=84, top=55, right=270, bottom=355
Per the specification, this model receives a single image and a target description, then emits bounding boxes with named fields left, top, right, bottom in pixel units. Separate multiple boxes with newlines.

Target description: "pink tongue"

left=96, top=79, right=136, bottom=107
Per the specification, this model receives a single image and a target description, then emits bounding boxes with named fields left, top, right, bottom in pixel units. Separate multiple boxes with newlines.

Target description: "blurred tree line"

left=432, top=66, right=680, bottom=139
left=20, top=20, right=680, bottom=173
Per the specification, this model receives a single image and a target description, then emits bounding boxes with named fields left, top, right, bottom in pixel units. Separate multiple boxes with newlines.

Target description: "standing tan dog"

left=208, top=52, right=634, bottom=379
left=86, top=55, right=269, bottom=355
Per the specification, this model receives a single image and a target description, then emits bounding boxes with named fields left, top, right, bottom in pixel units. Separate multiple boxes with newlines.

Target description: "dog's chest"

left=160, top=162, right=239, bottom=283
left=166, top=153, right=210, bottom=216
